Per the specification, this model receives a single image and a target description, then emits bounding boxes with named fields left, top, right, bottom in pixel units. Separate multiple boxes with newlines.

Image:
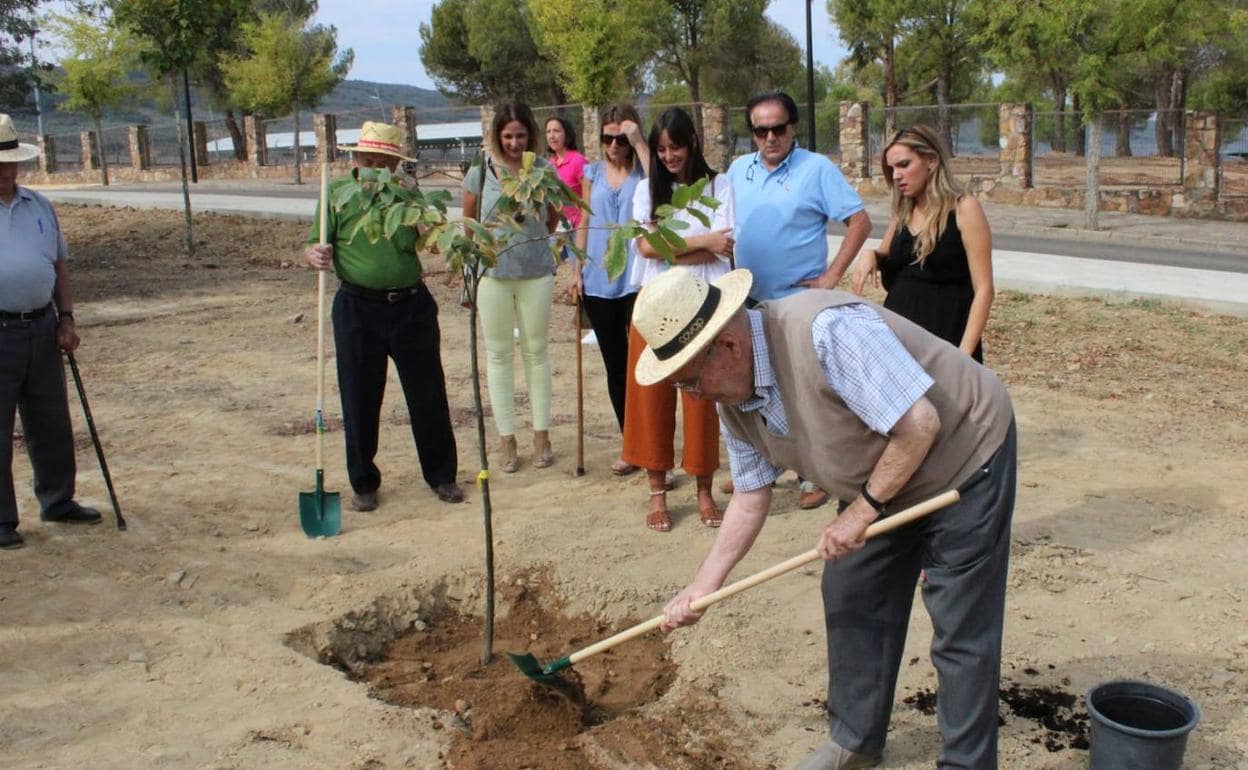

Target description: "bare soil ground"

left=1, top=207, right=1245, bottom=769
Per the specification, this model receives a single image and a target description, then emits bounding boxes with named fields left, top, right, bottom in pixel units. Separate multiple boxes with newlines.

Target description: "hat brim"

left=336, top=144, right=415, bottom=163
left=634, top=269, right=753, bottom=387
left=0, top=143, right=41, bottom=163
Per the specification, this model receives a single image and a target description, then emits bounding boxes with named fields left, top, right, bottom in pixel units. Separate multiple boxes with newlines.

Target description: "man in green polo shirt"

left=304, top=121, right=463, bottom=511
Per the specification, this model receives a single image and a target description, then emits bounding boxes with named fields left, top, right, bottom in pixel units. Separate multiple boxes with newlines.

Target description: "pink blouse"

left=550, top=150, right=588, bottom=228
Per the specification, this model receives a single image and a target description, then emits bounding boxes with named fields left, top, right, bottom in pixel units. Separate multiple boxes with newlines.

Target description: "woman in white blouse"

left=623, top=106, right=735, bottom=532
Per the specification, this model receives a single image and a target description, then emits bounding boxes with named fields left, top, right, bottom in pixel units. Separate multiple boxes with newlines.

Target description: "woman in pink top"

left=545, top=116, right=587, bottom=229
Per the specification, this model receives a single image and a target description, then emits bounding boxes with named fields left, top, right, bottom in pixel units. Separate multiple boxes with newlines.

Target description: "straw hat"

left=338, top=120, right=414, bottom=161
left=633, top=267, right=753, bottom=386
left=0, top=114, right=40, bottom=163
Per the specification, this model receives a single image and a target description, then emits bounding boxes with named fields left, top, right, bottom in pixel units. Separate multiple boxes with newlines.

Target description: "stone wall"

left=838, top=101, right=869, bottom=179
left=998, top=103, right=1032, bottom=188
left=581, top=108, right=601, bottom=164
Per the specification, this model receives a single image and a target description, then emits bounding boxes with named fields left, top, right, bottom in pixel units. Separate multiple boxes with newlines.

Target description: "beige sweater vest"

left=720, top=291, right=1013, bottom=509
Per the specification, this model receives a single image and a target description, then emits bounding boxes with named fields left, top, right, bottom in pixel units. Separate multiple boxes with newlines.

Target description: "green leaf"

left=687, top=209, right=711, bottom=229
left=642, top=230, right=674, bottom=260
left=697, top=196, right=722, bottom=211
left=604, top=233, right=629, bottom=281
left=655, top=204, right=677, bottom=219
left=656, top=226, right=687, bottom=254
left=663, top=219, right=691, bottom=231
left=384, top=204, right=407, bottom=240
left=671, top=183, right=693, bottom=209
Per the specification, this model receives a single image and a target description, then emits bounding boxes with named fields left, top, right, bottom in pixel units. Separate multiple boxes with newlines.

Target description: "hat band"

left=653, top=285, right=721, bottom=361
left=355, top=138, right=401, bottom=153
left=0, top=139, right=17, bottom=151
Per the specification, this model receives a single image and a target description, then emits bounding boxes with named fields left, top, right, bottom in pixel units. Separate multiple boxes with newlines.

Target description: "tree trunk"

left=1085, top=116, right=1100, bottom=230
left=689, top=69, right=703, bottom=141
left=93, top=115, right=110, bottom=187
left=1073, top=94, right=1086, bottom=157
left=1115, top=108, right=1132, bottom=157
left=169, top=74, right=195, bottom=257
left=1051, top=79, right=1067, bottom=153
left=226, top=110, right=247, bottom=161
left=293, top=102, right=303, bottom=185
left=1154, top=72, right=1174, bottom=157
left=883, top=38, right=898, bottom=140
left=1172, top=70, right=1186, bottom=155
left=936, top=67, right=953, bottom=156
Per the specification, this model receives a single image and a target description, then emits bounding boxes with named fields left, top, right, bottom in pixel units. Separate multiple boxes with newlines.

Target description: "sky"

left=310, top=0, right=850, bottom=90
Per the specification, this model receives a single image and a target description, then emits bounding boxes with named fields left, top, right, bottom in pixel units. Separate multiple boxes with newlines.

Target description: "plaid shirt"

left=721, top=305, right=934, bottom=492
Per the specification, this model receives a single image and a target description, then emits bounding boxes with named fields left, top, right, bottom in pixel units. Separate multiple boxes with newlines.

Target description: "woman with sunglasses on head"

left=623, top=106, right=734, bottom=532
left=852, top=124, right=994, bottom=363
left=463, top=101, right=561, bottom=472
left=544, top=116, right=587, bottom=234
left=568, top=103, right=650, bottom=476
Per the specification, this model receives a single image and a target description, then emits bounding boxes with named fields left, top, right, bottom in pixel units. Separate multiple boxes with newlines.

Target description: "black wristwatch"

left=860, top=481, right=888, bottom=514
left=58, top=310, right=74, bottom=321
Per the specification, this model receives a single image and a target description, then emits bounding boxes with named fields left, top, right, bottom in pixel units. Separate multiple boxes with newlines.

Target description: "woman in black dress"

left=852, top=124, right=993, bottom=362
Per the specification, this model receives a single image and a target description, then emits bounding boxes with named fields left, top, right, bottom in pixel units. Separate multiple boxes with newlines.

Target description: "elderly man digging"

left=635, top=267, right=1016, bottom=769
left=0, top=113, right=103, bottom=550
left=303, top=121, right=464, bottom=511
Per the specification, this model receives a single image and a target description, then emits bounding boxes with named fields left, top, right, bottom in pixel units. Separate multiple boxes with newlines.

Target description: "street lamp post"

left=805, top=0, right=816, bottom=152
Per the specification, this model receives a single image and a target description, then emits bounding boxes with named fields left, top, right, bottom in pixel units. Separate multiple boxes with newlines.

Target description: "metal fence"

left=1220, top=117, right=1248, bottom=198
left=1090, top=109, right=1184, bottom=186
left=867, top=104, right=1001, bottom=181
left=1032, top=109, right=1085, bottom=187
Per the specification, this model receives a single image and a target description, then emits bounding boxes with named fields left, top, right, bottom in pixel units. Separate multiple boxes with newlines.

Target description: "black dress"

left=879, top=209, right=983, bottom=363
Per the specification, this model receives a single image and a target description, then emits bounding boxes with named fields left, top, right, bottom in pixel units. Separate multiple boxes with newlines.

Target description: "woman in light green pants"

left=463, top=102, right=560, bottom=472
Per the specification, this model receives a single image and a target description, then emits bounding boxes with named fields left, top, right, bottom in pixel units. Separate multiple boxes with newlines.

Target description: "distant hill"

left=5, top=78, right=455, bottom=139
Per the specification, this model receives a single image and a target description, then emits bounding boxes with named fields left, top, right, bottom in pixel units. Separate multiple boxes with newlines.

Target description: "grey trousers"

left=821, top=420, right=1017, bottom=769
left=0, top=312, right=77, bottom=527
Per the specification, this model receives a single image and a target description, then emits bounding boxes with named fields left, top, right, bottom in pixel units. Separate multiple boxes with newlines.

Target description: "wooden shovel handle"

left=568, top=489, right=960, bottom=666
left=315, top=162, right=329, bottom=472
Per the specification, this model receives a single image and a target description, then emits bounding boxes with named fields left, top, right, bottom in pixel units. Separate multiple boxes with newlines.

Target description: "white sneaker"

left=793, top=738, right=882, bottom=770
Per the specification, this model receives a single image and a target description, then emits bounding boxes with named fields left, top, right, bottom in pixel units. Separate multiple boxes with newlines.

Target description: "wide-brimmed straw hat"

left=633, top=267, right=753, bottom=386
left=338, top=120, right=415, bottom=162
left=0, top=113, right=41, bottom=163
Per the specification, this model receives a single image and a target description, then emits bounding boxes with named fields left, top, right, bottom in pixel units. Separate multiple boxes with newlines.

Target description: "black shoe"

left=0, top=527, right=24, bottom=549
left=350, top=491, right=378, bottom=512
left=434, top=482, right=465, bottom=504
left=40, top=503, right=103, bottom=525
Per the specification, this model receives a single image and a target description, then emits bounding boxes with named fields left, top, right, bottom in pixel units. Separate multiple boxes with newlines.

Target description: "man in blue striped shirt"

left=632, top=267, right=1016, bottom=770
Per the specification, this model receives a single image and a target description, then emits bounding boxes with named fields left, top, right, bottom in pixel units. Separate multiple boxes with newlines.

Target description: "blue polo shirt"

left=0, top=185, right=67, bottom=312
left=726, top=146, right=864, bottom=302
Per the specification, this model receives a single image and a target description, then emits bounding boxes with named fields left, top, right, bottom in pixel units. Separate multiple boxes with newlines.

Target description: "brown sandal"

left=611, top=458, right=640, bottom=476
left=646, top=490, right=672, bottom=532
left=698, top=498, right=723, bottom=528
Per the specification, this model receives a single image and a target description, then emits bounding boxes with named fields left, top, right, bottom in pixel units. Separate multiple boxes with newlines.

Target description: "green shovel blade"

left=299, top=470, right=341, bottom=538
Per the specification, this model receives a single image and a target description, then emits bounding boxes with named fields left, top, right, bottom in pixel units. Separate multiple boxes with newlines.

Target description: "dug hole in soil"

left=0, top=207, right=1245, bottom=769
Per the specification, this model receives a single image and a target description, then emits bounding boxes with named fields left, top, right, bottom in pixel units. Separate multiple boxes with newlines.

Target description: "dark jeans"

left=823, top=420, right=1017, bottom=769
left=581, top=293, right=636, bottom=431
left=332, top=283, right=457, bottom=494
left=0, top=313, right=77, bottom=527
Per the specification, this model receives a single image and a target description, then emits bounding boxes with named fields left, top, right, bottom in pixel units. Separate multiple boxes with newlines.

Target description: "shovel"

left=508, top=489, right=960, bottom=685
left=299, top=162, right=342, bottom=538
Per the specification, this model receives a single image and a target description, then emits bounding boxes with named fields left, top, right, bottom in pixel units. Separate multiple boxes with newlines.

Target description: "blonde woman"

left=463, top=102, right=560, bottom=471
left=852, top=124, right=993, bottom=362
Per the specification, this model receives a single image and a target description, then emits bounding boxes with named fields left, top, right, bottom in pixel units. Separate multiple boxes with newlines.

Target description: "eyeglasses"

left=601, top=133, right=629, bottom=146
left=672, top=345, right=714, bottom=393
left=750, top=122, right=790, bottom=139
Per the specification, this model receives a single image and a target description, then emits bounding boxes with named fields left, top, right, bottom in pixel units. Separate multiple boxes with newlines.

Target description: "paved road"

left=39, top=185, right=1248, bottom=316
left=83, top=181, right=1247, bottom=273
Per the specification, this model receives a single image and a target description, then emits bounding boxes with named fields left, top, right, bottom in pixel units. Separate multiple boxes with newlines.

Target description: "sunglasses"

left=751, top=122, right=790, bottom=139
left=601, top=133, right=630, bottom=146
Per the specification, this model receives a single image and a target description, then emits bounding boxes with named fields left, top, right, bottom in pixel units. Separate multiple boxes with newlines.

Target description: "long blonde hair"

left=882, top=124, right=961, bottom=265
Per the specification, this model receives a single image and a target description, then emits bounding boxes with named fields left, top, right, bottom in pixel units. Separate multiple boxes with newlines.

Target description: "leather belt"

left=339, top=280, right=424, bottom=304
left=0, top=303, right=51, bottom=320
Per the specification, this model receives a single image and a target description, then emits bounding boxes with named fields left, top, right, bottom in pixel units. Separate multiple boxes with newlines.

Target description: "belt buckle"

left=385, top=290, right=402, bottom=303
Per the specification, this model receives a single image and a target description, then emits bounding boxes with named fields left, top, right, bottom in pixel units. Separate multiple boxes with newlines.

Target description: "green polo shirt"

left=308, top=174, right=423, bottom=289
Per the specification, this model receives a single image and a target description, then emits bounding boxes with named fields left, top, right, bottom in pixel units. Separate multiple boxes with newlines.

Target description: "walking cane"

left=65, top=353, right=126, bottom=531
left=575, top=296, right=585, bottom=477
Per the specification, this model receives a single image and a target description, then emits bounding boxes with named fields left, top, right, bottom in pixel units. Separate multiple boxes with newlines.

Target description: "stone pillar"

left=37, top=135, right=56, bottom=173
left=701, top=104, right=732, bottom=172
left=582, top=106, right=601, bottom=163
left=80, top=131, right=98, bottom=170
left=391, top=105, right=418, bottom=159
left=192, top=121, right=209, bottom=166
left=998, top=103, right=1033, bottom=188
left=128, top=125, right=151, bottom=170
left=315, top=113, right=338, bottom=163
left=838, top=101, right=869, bottom=180
left=479, top=104, right=495, bottom=162
left=244, top=114, right=267, bottom=168
left=1182, top=110, right=1220, bottom=203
